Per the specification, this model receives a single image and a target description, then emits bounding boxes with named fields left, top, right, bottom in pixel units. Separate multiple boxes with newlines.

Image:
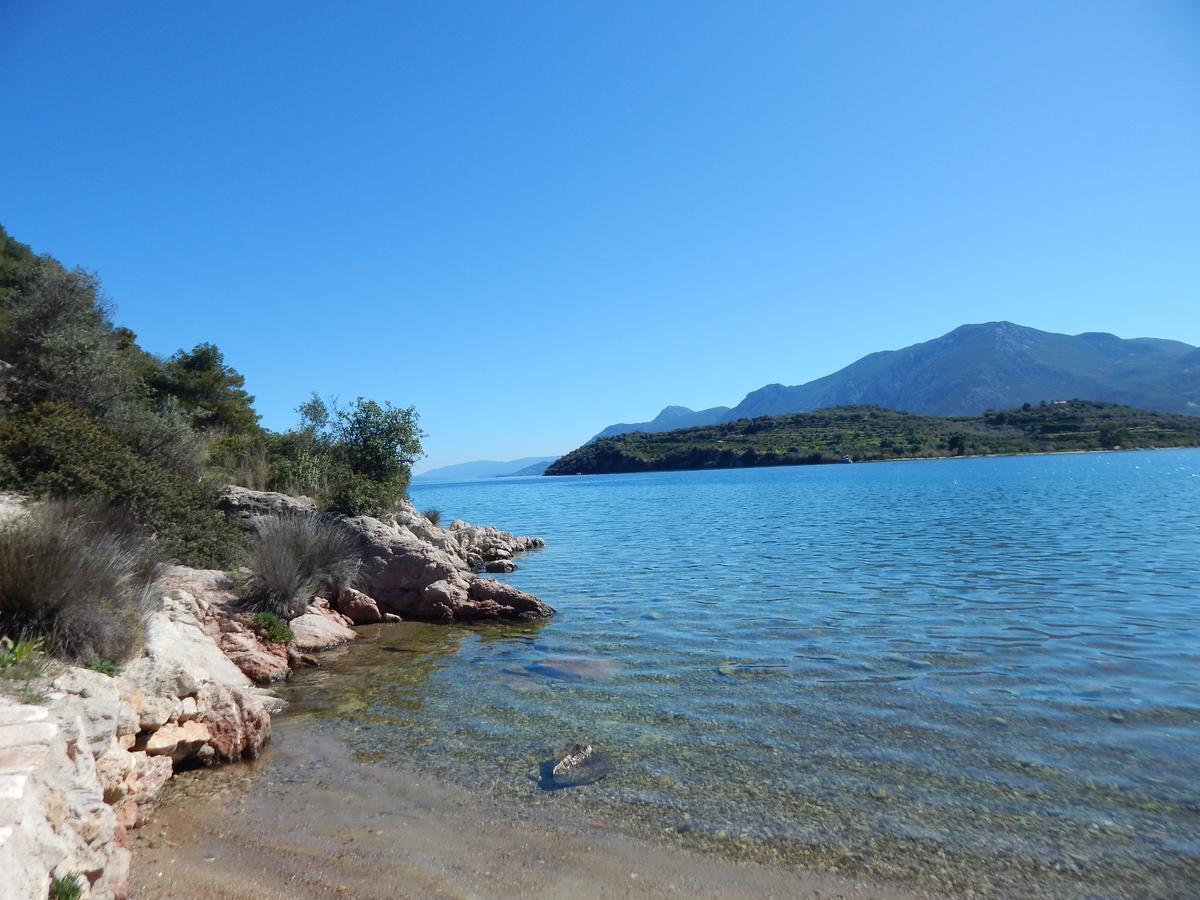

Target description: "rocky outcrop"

left=218, top=486, right=316, bottom=520
left=2, top=492, right=550, bottom=896
left=0, top=701, right=130, bottom=900
left=345, top=514, right=554, bottom=623
left=391, top=498, right=545, bottom=571
left=449, top=518, right=544, bottom=566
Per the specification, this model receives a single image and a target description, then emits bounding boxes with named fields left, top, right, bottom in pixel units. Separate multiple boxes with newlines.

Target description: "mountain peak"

left=721, top=322, right=1197, bottom=420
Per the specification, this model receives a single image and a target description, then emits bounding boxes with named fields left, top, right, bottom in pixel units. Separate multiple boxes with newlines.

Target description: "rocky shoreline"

left=0, top=490, right=549, bottom=900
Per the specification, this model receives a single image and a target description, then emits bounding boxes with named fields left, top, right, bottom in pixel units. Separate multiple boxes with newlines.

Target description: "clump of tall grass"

left=0, top=501, right=165, bottom=662
left=242, top=513, right=361, bottom=619
left=422, top=507, right=442, bottom=527
left=49, top=872, right=85, bottom=900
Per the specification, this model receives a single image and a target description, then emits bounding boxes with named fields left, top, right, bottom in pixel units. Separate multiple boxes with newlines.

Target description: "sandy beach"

left=129, top=716, right=923, bottom=900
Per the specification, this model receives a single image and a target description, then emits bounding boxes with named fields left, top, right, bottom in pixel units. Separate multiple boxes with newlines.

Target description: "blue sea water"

left=305, top=450, right=1200, bottom=895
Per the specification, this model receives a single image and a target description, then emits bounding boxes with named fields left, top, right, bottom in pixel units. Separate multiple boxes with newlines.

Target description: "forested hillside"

left=547, top=401, right=1200, bottom=476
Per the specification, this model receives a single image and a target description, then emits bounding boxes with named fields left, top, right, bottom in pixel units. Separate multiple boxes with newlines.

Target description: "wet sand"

left=130, top=716, right=925, bottom=900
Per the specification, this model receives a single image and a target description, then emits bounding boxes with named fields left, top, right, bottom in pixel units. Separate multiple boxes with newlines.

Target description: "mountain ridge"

left=412, top=456, right=557, bottom=482
left=589, top=322, right=1199, bottom=441
left=591, top=404, right=732, bottom=441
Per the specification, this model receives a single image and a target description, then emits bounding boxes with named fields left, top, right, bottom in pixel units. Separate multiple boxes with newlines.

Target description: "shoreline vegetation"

left=544, top=401, right=1200, bottom=476
left=0, top=224, right=559, bottom=898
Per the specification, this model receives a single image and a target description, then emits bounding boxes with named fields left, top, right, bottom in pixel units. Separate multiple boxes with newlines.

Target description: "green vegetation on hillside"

left=0, top=223, right=423, bottom=663
left=0, top=225, right=423, bottom=554
left=545, top=401, right=1200, bottom=476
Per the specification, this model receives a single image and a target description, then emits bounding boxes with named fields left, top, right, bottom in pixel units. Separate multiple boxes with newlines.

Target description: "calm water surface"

left=297, top=451, right=1200, bottom=896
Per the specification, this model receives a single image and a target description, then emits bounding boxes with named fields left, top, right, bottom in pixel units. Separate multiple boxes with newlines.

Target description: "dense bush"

left=243, top=513, right=362, bottom=619
left=0, top=501, right=165, bottom=662
left=266, top=394, right=423, bottom=516
left=253, top=611, right=294, bottom=644
left=0, top=224, right=423, bottom=573
left=0, top=401, right=247, bottom=567
left=149, top=343, right=260, bottom=433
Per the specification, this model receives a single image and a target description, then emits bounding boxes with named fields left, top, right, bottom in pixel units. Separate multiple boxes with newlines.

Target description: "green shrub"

left=324, top=471, right=403, bottom=518
left=422, top=507, right=442, bottom=527
left=267, top=395, right=423, bottom=516
left=149, top=343, right=260, bottom=433
left=0, top=635, right=49, bottom=680
left=243, top=513, right=361, bottom=619
left=0, top=261, right=143, bottom=419
left=252, top=611, right=294, bottom=644
left=0, top=402, right=247, bottom=568
left=49, top=872, right=84, bottom=900
left=84, top=658, right=121, bottom=677
left=209, top=431, right=271, bottom=491
left=0, top=501, right=164, bottom=662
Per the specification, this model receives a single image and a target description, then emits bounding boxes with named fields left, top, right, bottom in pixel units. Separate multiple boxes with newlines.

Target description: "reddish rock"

left=287, top=647, right=320, bottom=668
left=220, top=631, right=291, bottom=684
left=145, top=721, right=210, bottom=762
left=199, top=685, right=271, bottom=762
left=289, top=608, right=357, bottom=651
left=130, top=754, right=174, bottom=825
left=466, top=579, right=553, bottom=621
left=336, top=587, right=383, bottom=624
left=114, top=800, right=138, bottom=831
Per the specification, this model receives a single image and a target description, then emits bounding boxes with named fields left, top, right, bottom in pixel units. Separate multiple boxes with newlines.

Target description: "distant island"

left=545, top=401, right=1200, bottom=476
left=589, top=322, right=1200, bottom=442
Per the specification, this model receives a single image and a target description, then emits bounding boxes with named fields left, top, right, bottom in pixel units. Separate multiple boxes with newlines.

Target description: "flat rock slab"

left=289, top=612, right=357, bottom=652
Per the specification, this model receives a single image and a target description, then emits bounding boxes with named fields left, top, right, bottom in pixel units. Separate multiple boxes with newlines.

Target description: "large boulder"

left=344, top=515, right=554, bottom=622
left=137, top=587, right=254, bottom=691
left=219, top=486, right=317, bottom=520
left=336, top=587, right=383, bottom=624
left=346, top=515, right=468, bottom=604
left=288, top=605, right=357, bottom=651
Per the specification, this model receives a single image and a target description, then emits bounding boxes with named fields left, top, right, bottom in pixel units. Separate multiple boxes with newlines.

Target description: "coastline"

left=541, top=442, right=1196, bottom=478
left=0, top=492, right=554, bottom=898
left=129, top=713, right=923, bottom=900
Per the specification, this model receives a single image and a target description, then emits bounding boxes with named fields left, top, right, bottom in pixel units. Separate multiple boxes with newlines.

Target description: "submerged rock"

left=532, top=744, right=611, bottom=790
left=508, top=656, right=618, bottom=682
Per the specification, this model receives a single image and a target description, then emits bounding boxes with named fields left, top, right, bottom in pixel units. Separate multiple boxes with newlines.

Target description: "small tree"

left=270, top=394, right=424, bottom=516
left=1098, top=422, right=1128, bottom=449
left=150, top=343, right=259, bottom=433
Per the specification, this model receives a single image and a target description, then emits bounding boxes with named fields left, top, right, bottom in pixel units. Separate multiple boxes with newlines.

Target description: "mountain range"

left=412, top=456, right=557, bottom=482
left=591, top=322, right=1200, bottom=440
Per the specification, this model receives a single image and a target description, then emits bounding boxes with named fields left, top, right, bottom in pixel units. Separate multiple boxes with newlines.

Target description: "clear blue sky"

left=3, top=2, right=1198, bottom=471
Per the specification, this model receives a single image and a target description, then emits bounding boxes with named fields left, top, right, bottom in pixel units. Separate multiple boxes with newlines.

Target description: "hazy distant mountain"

left=591, top=405, right=732, bottom=441
left=588, top=323, right=1199, bottom=440
left=412, top=456, right=557, bottom=482
left=506, top=459, right=555, bottom=477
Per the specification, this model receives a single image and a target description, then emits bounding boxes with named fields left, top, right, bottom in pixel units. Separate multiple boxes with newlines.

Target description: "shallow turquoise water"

left=307, top=451, right=1200, bottom=895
